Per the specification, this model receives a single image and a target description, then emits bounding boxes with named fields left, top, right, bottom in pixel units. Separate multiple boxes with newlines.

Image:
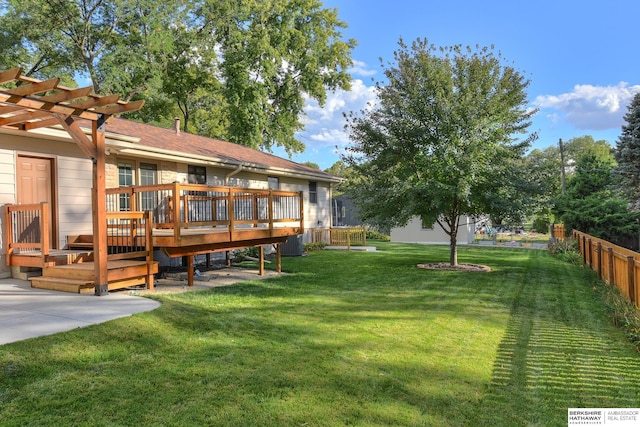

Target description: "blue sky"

left=276, top=0, right=640, bottom=169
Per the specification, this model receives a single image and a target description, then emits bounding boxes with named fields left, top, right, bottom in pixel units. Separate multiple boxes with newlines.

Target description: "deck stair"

left=30, top=259, right=159, bottom=294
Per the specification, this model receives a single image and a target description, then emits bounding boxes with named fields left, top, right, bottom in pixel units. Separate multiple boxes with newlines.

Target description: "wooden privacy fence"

left=311, top=227, right=366, bottom=250
left=552, top=224, right=565, bottom=241
left=573, top=230, right=640, bottom=308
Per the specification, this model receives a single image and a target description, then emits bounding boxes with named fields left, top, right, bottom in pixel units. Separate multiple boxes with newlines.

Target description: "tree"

left=0, top=0, right=355, bottom=155
left=554, top=153, right=640, bottom=248
left=302, top=161, right=320, bottom=169
left=615, top=92, right=640, bottom=210
left=344, top=39, right=537, bottom=266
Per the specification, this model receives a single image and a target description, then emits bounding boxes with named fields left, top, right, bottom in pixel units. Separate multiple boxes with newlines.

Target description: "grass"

left=2, top=243, right=640, bottom=426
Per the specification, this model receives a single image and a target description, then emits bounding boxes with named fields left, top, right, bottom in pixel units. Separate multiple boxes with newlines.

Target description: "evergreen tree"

left=555, top=153, right=640, bottom=248
left=615, top=92, right=640, bottom=210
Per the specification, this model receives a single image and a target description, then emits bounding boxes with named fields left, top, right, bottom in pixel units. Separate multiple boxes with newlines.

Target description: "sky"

left=275, top=0, right=640, bottom=170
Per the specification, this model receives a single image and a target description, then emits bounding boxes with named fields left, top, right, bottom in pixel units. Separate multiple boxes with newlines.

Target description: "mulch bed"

left=417, top=263, right=491, bottom=272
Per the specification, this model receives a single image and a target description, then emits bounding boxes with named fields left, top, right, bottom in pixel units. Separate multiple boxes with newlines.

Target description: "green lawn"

left=1, top=243, right=640, bottom=426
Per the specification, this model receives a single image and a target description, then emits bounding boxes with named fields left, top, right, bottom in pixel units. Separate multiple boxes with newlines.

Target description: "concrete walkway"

left=0, top=277, right=160, bottom=345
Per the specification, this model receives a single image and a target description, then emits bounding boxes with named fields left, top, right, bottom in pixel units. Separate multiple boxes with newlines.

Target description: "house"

left=0, top=68, right=340, bottom=292
left=391, top=216, right=476, bottom=245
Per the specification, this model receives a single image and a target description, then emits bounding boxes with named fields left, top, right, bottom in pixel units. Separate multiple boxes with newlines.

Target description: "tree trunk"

left=448, top=217, right=459, bottom=266
left=449, top=230, right=458, bottom=266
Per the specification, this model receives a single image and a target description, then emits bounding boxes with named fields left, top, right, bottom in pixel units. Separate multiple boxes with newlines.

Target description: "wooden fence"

left=552, top=223, right=565, bottom=241
left=573, top=230, right=640, bottom=308
left=311, top=227, right=366, bottom=250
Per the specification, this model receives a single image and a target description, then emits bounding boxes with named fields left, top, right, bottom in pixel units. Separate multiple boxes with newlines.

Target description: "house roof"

left=105, top=118, right=339, bottom=183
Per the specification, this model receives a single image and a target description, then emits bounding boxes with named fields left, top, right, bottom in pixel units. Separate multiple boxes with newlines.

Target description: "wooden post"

left=93, top=120, right=109, bottom=296
left=607, top=247, right=614, bottom=285
left=206, top=253, right=211, bottom=269
left=627, top=256, right=636, bottom=305
left=276, top=243, right=282, bottom=273
left=596, top=242, right=602, bottom=280
left=225, top=250, right=231, bottom=267
left=4, top=204, right=12, bottom=266
left=187, top=255, right=194, bottom=286
left=40, top=202, right=50, bottom=257
left=145, top=211, right=154, bottom=291
left=228, top=188, right=235, bottom=243
left=259, top=245, right=265, bottom=276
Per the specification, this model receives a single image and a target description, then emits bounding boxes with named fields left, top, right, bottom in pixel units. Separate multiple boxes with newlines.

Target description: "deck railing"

left=4, top=202, right=50, bottom=263
left=311, top=227, right=366, bottom=250
left=573, top=230, right=640, bottom=308
left=105, top=183, right=304, bottom=240
left=106, top=211, right=153, bottom=260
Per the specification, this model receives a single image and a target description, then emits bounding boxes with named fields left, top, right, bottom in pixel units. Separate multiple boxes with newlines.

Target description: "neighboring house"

left=391, top=216, right=476, bottom=245
left=0, top=117, right=340, bottom=278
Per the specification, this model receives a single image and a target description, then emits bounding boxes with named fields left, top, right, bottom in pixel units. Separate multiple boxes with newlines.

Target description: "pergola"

left=0, top=68, right=144, bottom=295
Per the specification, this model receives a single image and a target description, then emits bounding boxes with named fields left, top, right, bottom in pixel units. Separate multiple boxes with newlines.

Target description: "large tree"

left=614, top=92, right=640, bottom=210
left=344, top=39, right=537, bottom=266
left=0, top=0, right=355, bottom=154
left=554, top=153, right=640, bottom=248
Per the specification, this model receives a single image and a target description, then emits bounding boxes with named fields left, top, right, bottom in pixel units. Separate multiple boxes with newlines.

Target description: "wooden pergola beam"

left=0, top=110, right=52, bottom=127
left=0, top=68, right=21, bottom=85
left=39, top=86, right=94, bottom=103
left=4, top=78, right=60, bottom=96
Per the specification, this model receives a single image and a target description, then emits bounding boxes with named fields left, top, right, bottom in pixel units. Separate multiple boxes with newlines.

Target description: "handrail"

left=4, top=202, right=49, bottom=265
left=106, top=183, right=304, bottom=238
left=311, top=227, right=366, bottom=250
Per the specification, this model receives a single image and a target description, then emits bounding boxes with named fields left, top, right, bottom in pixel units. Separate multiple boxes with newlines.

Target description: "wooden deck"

left=4, top=184, right=303, bottom=293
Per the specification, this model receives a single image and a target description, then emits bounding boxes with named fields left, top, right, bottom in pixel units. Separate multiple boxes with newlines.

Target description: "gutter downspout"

left=225, top=165, right=243, bottom=185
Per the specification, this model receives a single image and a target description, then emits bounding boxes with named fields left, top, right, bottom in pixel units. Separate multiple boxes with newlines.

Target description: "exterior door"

left=16, top=155, right=56, bottom=248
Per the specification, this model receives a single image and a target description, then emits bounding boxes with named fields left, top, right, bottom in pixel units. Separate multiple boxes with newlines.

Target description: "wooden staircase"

left=30, top=259, right=159, bottom=294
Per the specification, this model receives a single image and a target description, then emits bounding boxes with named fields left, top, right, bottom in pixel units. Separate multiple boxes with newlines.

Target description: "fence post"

left=627, top=256, right=636, bottom=305
left=607, top=247, right=614, bottom=285
left=596, top=242, right=602, bottom=280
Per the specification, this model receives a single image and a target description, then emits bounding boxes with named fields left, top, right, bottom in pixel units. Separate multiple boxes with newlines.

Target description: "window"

left=139, top=163, right=157, bottom=211
left=188, top=165, right=206, bottom=184
left=140, top=163, right=157, bottom=185
left=118, top=162, right=133, bottom=211
left=117, top=161, right=158, bottom=211
left=268, top=176, right=279, bottom=190
left=309, top=181, right=318, bottom=204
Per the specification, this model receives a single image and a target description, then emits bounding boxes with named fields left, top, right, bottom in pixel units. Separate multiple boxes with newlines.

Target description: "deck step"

left=30, top=276, right=95, bottom=294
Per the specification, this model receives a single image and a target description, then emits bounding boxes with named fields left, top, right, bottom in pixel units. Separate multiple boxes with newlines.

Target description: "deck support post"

left=187, top=255, right=194, bottom=286
left=259, top=246, right=265, bottom=276
left=276, top=243, right=281, bottom=273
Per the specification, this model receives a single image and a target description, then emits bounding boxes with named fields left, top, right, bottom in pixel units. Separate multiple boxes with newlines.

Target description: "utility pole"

left=559, top=138, right=566, bottom=196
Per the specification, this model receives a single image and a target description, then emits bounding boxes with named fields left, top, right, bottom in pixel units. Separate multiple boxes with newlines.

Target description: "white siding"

left=391, top=216, right=475, bottom=245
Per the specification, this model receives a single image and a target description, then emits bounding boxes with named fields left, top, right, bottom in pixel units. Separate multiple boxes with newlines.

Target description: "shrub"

left=532, top=215, right=550, bottom=233
left=303, top=242, right=327, bottom=253
left=598, top=280, right=640, bottom=350
left=365, top=229, right=390, bottom=241
left=548, top=238, right=582, bottom=264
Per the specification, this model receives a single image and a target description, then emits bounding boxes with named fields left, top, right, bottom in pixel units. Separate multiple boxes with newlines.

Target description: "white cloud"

left=534, top=82, right=640, bottom=130
left=348, top=60, right=377, bottom=77
left=299, top=78, right=377, bottom=150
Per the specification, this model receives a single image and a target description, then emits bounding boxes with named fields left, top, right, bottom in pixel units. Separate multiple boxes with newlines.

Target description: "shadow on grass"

left=475, top=259, right=640, bottom=426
